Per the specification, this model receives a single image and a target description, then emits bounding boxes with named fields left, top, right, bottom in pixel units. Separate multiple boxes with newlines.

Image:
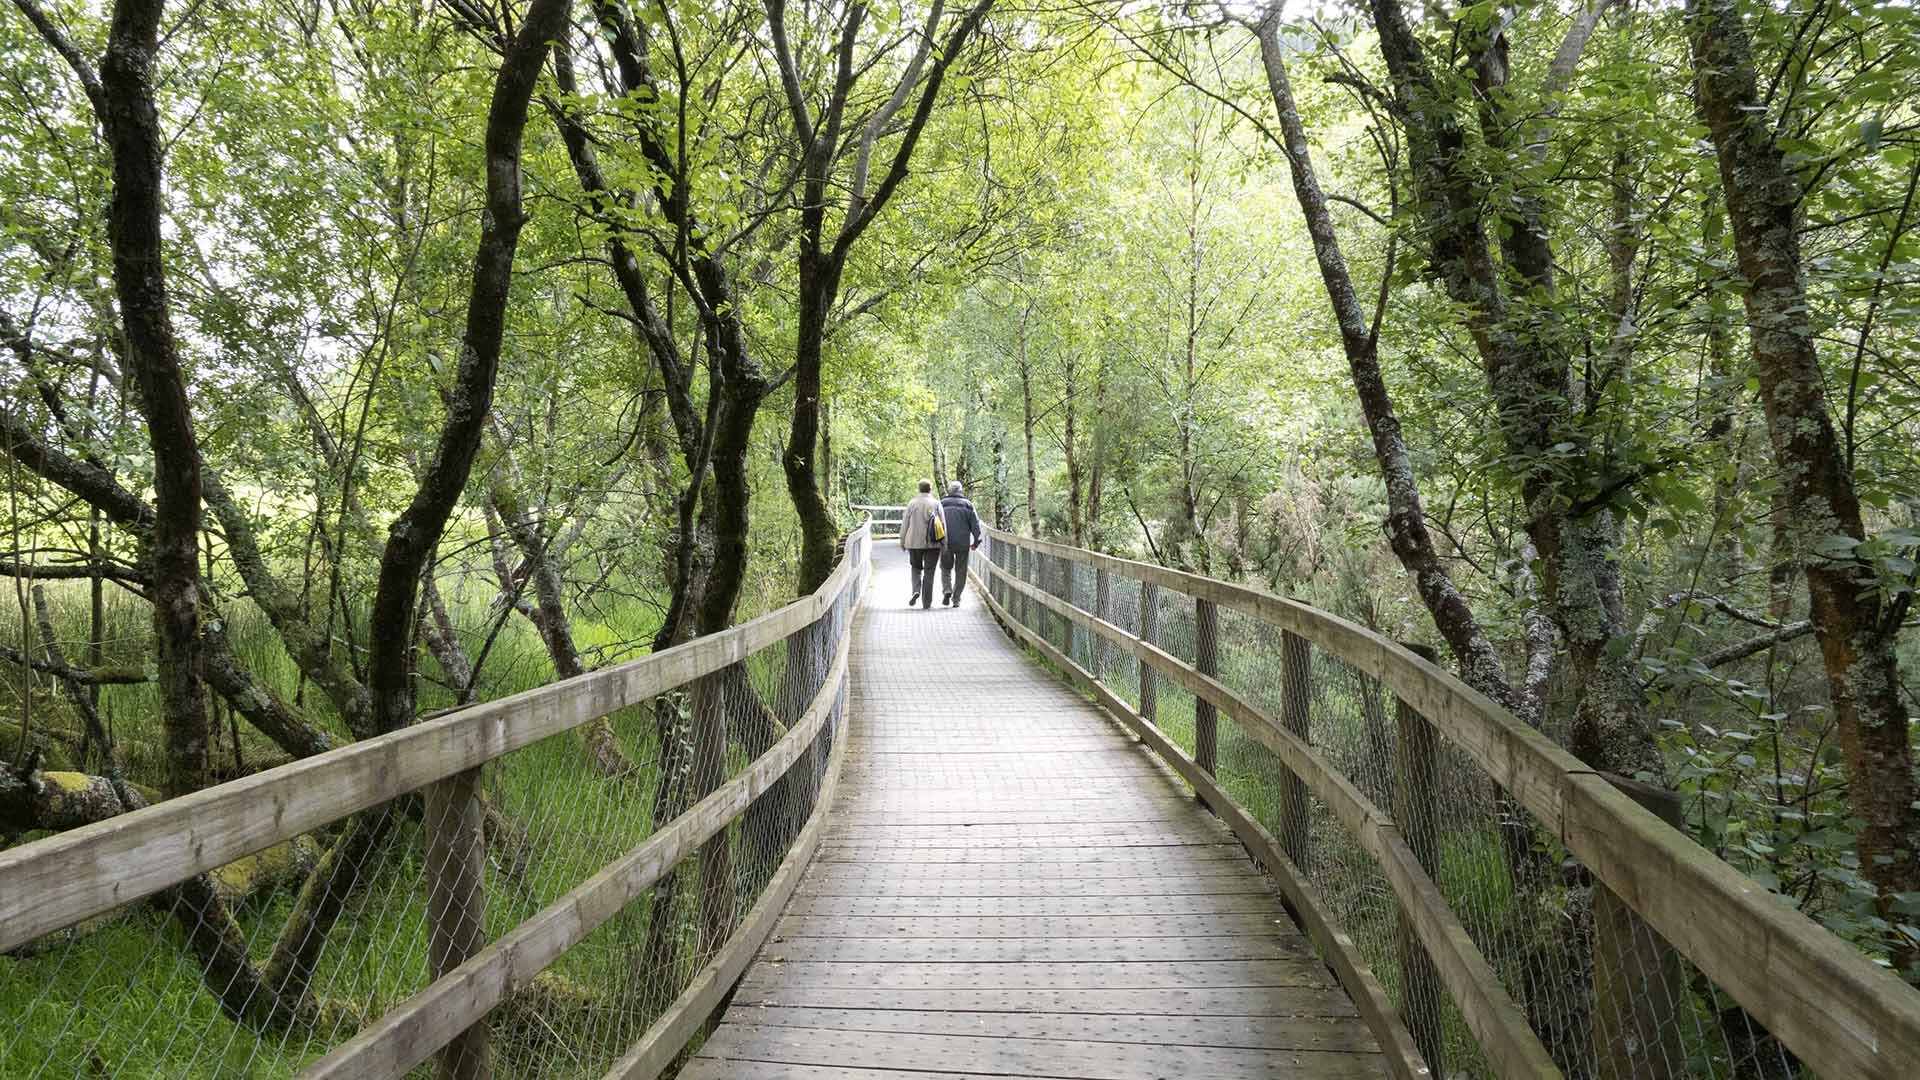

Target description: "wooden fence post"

left=1138, top=582, right=1159, bottom=724
left=1394, top=644, right=1443, bottom=1075
left=1007, top=543, right=1023, bottom=623
left=1093, top=567, right=1112, bottom=679
left=1017, top=545, right=1033, bottom=628
left=1593, top=774, right=1687, bottom=1080
left=1194, top=598, right=1219, bottom=780
left=1279, top=630, right=1311, bottom=867
left=1057, top=554, right=1076, bottom=659
left=1046, top=553, right=1057, bottom=642
left=424, top=767, right=490, bottom=1080
left=691, top=671, right=735, bottom=955
left=1033, top=548, right=1050, bottom=638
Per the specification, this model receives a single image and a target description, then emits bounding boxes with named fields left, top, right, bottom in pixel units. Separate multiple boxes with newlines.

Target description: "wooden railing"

left=0, top=524, right=871, bottom=1079
left=851, top=502, right=905, bottom=539
left=976, top=526, right=1920, bottom=1080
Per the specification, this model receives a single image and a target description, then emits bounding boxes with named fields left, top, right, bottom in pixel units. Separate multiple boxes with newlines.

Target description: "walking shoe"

left=907, top=593, right=918, bottom=607
left=942, top=592, right=952, bottom=606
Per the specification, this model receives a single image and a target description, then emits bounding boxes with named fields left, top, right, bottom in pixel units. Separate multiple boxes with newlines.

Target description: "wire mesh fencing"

left=977, top=530, right=1912, bottom=1080
left=0, top=529, right=867, bottom=1079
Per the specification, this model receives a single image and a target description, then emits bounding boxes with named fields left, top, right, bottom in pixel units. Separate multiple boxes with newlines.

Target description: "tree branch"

left=0, top=642, right=148, bottom=685
left=849, top=0, right=942, bottom=207
left=837, top=0, right=995, bottom=256
left=764, top=0, right=814, bottom=144
left=8, top=0, right=108, bottom=118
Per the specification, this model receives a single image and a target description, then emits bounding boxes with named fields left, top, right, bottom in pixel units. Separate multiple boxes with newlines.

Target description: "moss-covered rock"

left=0, top=768, right=123, bottom=832
left=210, top=835, right=323, bottom=905
left=493, top=970, right=604, bottom=1051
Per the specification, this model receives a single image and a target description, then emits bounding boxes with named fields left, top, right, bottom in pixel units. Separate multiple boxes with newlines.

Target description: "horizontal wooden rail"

left=304, top=606, right=859, bottom=1079
left=982, top=558, right=1554, bottom=1078
left=604, top=654, right=855, bottom=1080
left=969, top=567, right=1433, bottom=1080
left=984, top=527, right=1920, bottom=1080
left=0, top=526, right=869, bottom=955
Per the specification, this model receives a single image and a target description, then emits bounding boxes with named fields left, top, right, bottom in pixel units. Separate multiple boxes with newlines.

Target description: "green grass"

left=0, top=570, right=824, bottom=1077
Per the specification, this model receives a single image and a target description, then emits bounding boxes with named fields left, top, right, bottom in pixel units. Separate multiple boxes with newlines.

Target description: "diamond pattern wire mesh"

left=1, top=537, right=864, bottom=1079
left=979, top=535, right=1805, bottom=1080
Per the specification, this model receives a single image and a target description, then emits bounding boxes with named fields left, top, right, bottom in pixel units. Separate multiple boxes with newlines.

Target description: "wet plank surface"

left=689, top=545, right=1386, bottom=1079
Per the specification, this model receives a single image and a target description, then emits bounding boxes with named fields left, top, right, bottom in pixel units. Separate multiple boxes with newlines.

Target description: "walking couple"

left=900, top=480, right=982, bottom=608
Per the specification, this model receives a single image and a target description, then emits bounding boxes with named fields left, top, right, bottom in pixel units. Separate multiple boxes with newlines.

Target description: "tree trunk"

left=364, top=0, right=569, bottom=736
left=1701, top=193, right=1758, bottom=580
left=419, top=573, right=474, bottom=693
left=929, top=412, right=948, bottom=493
left=776, top=0, right=993, bottom=595
left=958, top=383, right=986, bottom=488
left=1364, top=0, right=1652, bottom=773
left=488, top=460, right=633, bottom=779
left=99, top=0, right=207, bottom=798
left=783, top=247, right=842, bottom=596
left=33, top=585, right=127, bottom=801
left=1063, top=352, right=1083, bottom=547
left=992, top=422, right=1013, bottom=530
left=1690, top=0, right=1920, bottom=971
left=205, top=472, right=373, bottom=736
left=1018, top=301, right=1039, bottom=535
left=1178, top=131, right=1208, bottom=576
left=686, top=358, right=770, bottom=961
left=1087, top=356, right=1108, bottom=550
left=1251, top=7, right=1519, bottom=715
left=820, top=398, right=833, bottom=507
left=201, top=623, right=333, bottom=760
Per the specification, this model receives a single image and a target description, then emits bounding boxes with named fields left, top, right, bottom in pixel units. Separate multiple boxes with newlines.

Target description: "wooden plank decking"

left=684, top=545, right=1387, bottom=1079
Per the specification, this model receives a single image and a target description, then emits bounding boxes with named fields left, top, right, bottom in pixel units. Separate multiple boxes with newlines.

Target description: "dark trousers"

left=941, top=545, right=971, bottom=602
left=908, top=548, right=939, bottom=606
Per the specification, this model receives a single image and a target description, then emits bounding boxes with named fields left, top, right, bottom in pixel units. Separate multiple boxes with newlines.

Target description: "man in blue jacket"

left=939, top=481, right=984, bottom=607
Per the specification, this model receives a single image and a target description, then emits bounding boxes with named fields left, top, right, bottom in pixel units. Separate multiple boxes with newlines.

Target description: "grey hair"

left=948, top=481, right=964, bottom=495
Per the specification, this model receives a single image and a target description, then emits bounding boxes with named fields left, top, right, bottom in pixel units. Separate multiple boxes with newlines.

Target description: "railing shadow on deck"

left=974, top=526, right=1920, bottom=1080
left=0, top=525, right=872, bottom=1079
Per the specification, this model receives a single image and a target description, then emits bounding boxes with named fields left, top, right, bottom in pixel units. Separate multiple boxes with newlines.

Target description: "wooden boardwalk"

left=683, top=545, right=1387, bottom=1079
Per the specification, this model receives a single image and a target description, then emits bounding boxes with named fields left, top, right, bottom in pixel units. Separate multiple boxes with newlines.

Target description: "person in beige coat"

left=899, top=480, right=944, bottom=608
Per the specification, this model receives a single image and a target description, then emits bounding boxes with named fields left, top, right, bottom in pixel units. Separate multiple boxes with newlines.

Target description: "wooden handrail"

left=982, top=526, right=1920, bottom=1079
left=304, top=601, right=861, bottom=1079
left=968, top=564, right=1434, bottom=1079
left=603, top=647, right=856, bottom=1080
left=982, top=557, right=1556, bottom=1078
left=0, top=524, right=871, bottom=955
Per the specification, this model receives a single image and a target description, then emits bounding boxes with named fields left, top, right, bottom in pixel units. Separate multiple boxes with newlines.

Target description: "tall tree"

left=96, top=0, right=207, bottom=797
left=1688, top=0, right=1918, bottom=972
left=1238, top=3, right=1528, bottom=714
left=1352, top=0, right=1658, bottom=773
left=780, top=0, right=998, bottom=592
